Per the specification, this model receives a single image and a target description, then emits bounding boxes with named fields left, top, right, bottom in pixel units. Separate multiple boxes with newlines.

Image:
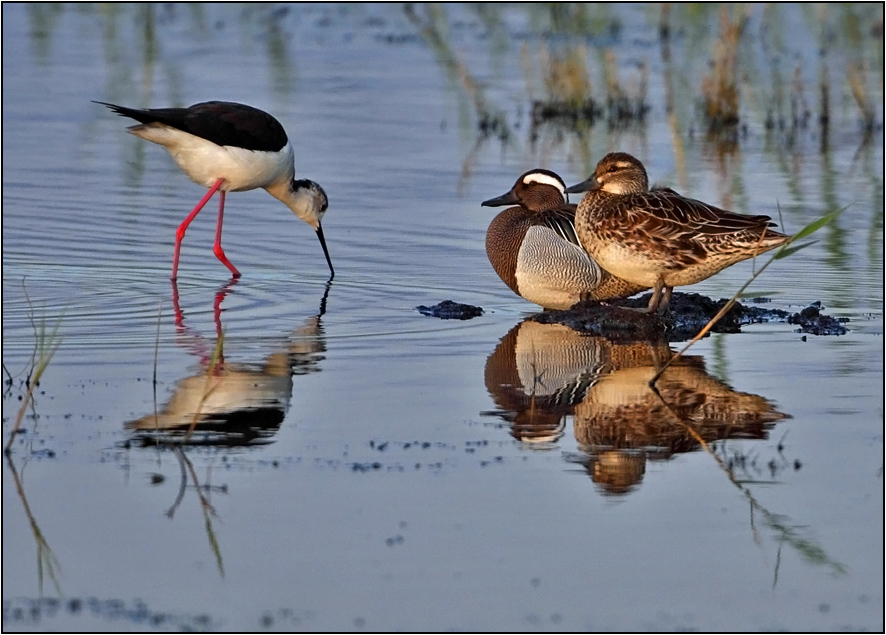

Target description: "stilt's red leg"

left=172, top=179, right=224, bottom=280
left=212, top=191, right=241, bottom=278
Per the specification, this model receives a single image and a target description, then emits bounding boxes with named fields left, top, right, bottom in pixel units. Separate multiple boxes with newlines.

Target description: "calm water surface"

left=2, top=4, right=883, bottom=632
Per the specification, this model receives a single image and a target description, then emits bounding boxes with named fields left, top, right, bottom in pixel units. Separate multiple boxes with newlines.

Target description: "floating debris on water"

left=416, top=300, right=484, bottom=320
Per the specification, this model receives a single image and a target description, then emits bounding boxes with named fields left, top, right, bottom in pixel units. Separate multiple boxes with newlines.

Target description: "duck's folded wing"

left=624, top=191, right=776, bottom=240
left=535, top=205, right=583, bottom=248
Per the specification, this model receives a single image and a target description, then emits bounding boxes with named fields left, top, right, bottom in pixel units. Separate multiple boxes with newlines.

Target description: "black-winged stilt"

left=97, top=100, right=333, bottom=280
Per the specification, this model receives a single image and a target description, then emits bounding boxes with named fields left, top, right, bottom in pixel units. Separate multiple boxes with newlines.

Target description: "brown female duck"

left=565, top=153, right=791, bottom=313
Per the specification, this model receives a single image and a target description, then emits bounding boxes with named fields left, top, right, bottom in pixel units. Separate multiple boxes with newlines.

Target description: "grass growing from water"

left=527, top=43, right=648, bottom=131
left=4, top=282, right=64, bottom=595
left=649, top=205, right=848, bottom=387
left=847, top=60, right=877, bottom=138
left=5, top=284, right=62, bottom=455
left=404, top=2, right=510, bottom=144
left=700, top=6, right=746, bottom=133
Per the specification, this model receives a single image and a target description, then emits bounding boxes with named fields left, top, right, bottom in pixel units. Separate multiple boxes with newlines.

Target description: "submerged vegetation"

left=699, top=5, right=746, bottom=134
left=404, top=3, right=882, bottom=156
left=527, top=44, right=650, bottom=132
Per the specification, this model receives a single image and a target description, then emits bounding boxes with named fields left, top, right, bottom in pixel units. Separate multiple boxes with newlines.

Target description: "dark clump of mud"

left=620, top=292, right=792, bottom=341
left=416, top=300, right=484, bottom=320
left=533, top=292, right=848, bottom=341
left=418, top=293, right=848, bottom=338
left=533, top=299, right=670, bottom=341
left=786, top=301, right=850, bottom=336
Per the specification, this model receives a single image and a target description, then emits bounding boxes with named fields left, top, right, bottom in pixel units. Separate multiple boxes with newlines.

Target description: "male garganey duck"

left=482, top=168, right=647, bottom=310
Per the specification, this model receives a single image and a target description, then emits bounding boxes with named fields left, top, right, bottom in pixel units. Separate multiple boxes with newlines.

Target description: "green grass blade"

left=774, top=240, right=817, bottom=260
left=788, top=206, right=849, bottom=243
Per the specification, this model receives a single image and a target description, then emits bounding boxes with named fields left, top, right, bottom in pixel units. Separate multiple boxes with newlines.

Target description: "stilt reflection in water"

left=125, top=281, right=330, bottom=446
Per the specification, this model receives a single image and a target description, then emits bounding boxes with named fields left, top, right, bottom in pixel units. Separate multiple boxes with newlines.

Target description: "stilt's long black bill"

left=316, top=223, right=334, bottom=279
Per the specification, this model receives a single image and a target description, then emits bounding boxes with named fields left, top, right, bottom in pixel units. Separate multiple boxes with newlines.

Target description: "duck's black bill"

left=481, top=191, right=520, bottom=207
left=564, top=177, right=599, bottom=194
left=316, top=223, right=334, bottom=279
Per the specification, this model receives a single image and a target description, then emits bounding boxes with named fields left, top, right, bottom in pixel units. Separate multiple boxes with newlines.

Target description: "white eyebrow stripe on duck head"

left=521, top=172, right=566, bottom=193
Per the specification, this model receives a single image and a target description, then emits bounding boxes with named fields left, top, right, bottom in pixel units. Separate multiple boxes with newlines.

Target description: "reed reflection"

left=5, top=453, right=62, bottom=596
left=483, top=319, right=788, bottom=495
left=125, top=280, right=328, bottom=446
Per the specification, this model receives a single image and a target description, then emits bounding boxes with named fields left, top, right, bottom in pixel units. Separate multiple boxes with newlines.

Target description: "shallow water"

left=2, top=4, right=883, bottom=632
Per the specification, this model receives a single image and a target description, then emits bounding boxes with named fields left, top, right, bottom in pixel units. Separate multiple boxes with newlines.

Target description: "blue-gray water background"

left=2, top=4, right=883, bottom=632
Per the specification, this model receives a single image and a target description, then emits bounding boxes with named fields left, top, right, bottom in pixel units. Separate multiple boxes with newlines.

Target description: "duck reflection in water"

left=125, top=280, right=328, bottom=446
left=484, top=319, right=788, bottom=495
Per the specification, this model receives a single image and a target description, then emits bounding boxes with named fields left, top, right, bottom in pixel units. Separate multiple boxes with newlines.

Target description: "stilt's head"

left=481, top=169, right=568, bottom=212
left=565, top=152, right=650, bottom=196
left=282, top=179, right=328, bottom=229
left=274, top=179, right=334, bottom=277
